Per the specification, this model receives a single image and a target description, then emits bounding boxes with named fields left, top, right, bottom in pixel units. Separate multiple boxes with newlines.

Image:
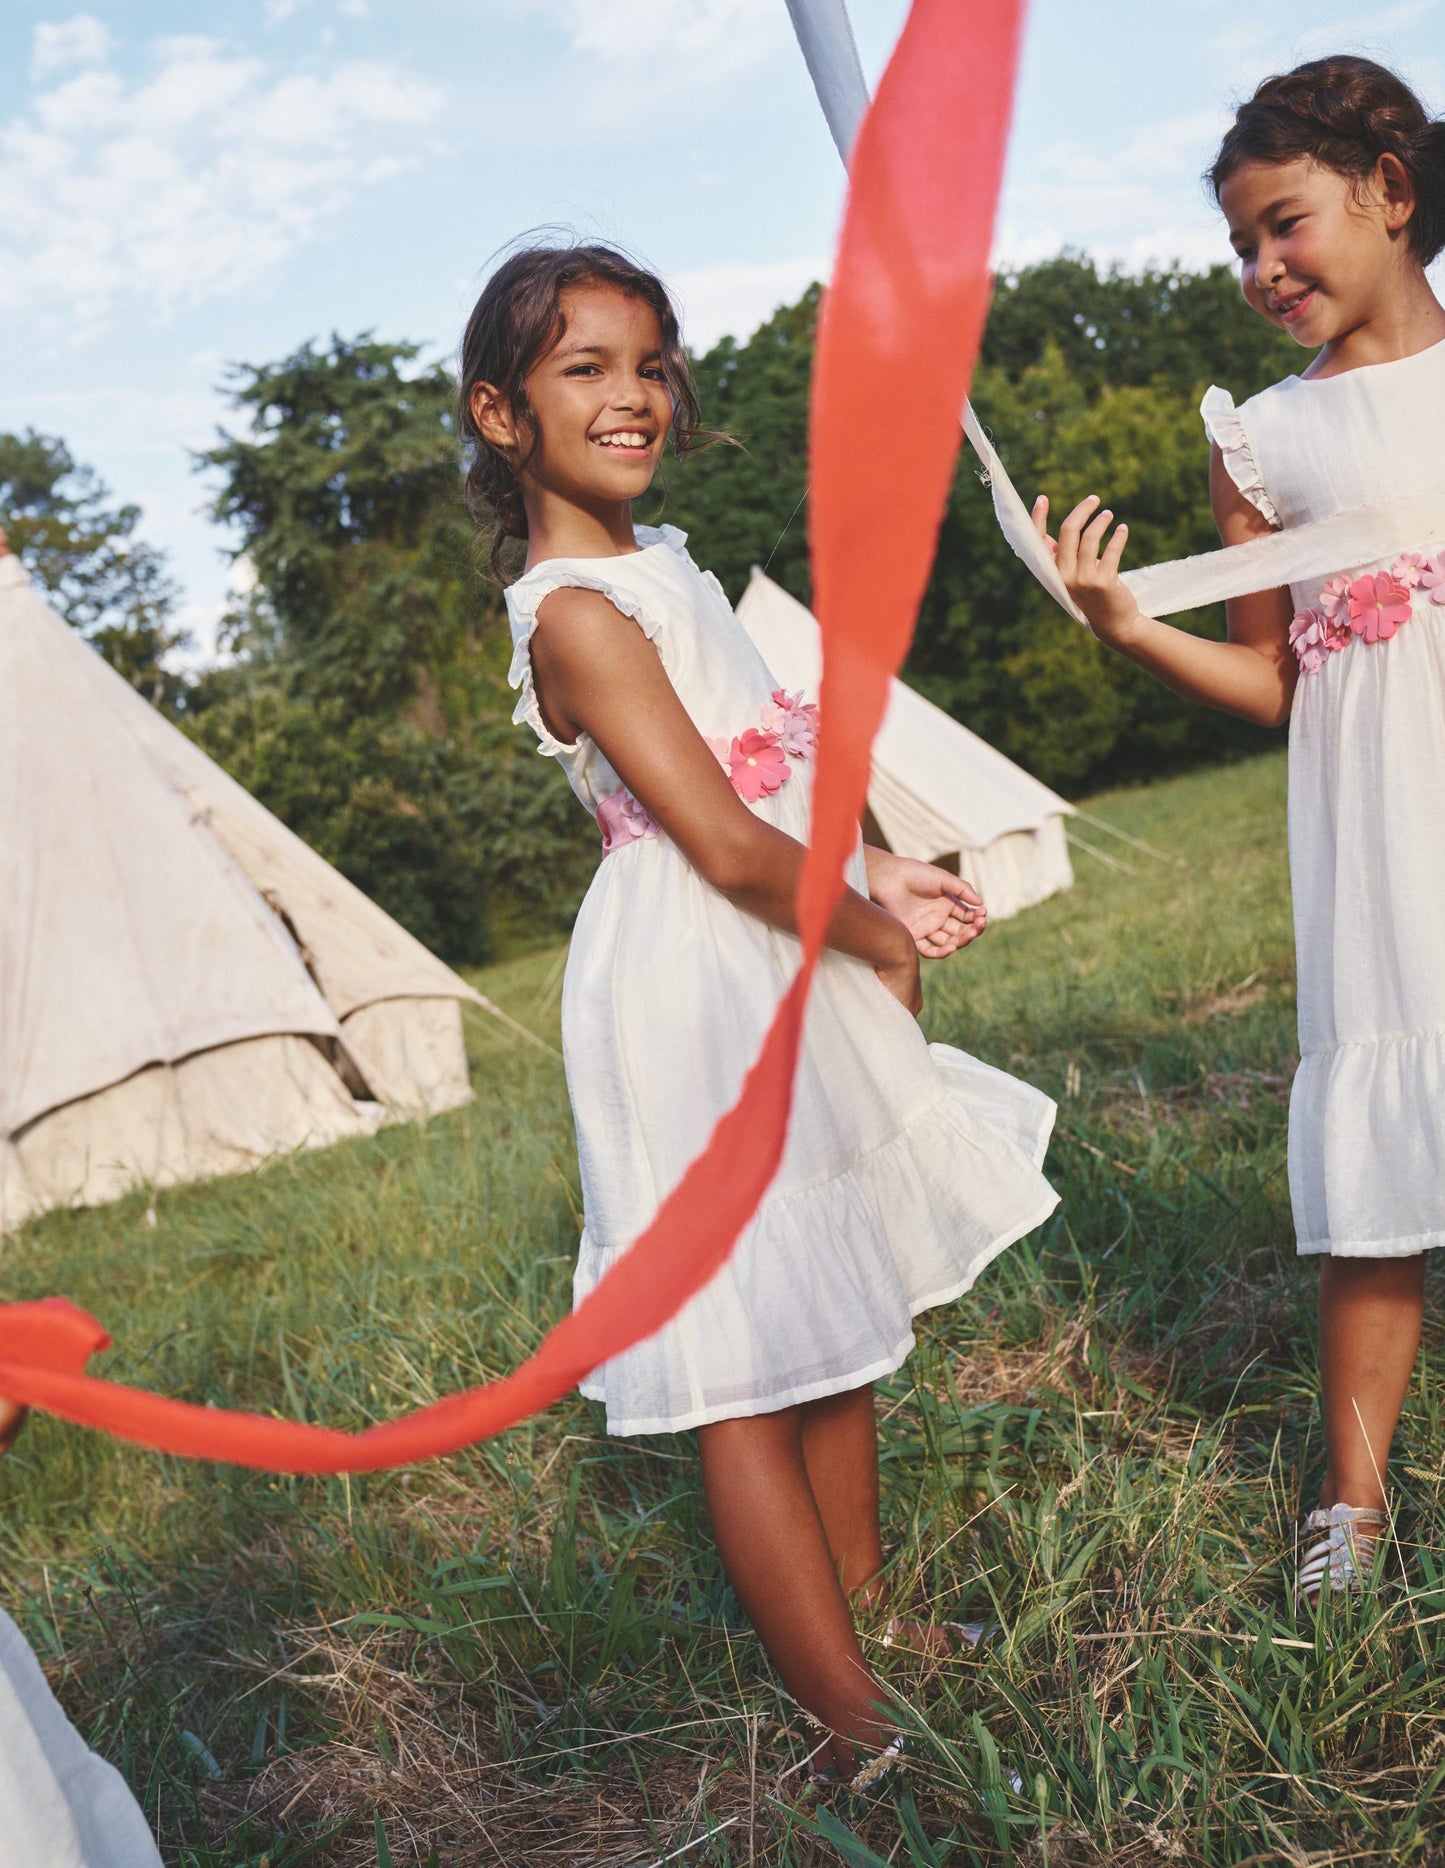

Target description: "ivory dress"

left=0, top=1606, right=163, bottom=1867
left=507, top=526, right=1059, bottom=1434
left=1203, top=337, right=1445, bottom=1256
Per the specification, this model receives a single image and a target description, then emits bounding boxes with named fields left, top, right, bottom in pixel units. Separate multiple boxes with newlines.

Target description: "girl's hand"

left=875, top=928, right=923, bottom=1016
left=0, top=1399, right=27, bottom=1456
left=865, top=850, right=986, bottom=957
left=1031, top=493, right=1141, bottom=644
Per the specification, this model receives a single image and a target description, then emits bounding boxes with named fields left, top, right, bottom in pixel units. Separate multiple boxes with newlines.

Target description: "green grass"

left=4, top=750, right=1445, bottom=1866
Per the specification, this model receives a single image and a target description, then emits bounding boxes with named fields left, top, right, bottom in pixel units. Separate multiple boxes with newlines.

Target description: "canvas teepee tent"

left=0, top=550, right=492, bottom=1235
left=737, top=570, right=1074, bottom=919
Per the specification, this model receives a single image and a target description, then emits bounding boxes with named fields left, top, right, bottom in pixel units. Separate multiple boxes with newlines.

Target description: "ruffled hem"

left=503, top=526, right=686, bottom=757
left=1200, top=385, right=1282, bottom=530
left=1289, top=1027, right=1445, bottom=1256
left=573, top=1046, right=1059, bottom=1436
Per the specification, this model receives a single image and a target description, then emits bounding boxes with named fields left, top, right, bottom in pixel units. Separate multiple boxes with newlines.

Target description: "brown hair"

left=458, top=240, right=706, bottom=580
left=1208, top=56, right=1445, bottom=265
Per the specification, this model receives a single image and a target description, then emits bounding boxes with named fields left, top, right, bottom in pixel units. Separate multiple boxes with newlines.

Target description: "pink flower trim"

left=758, top=688, right=821, bottom=758
left=1419, top=551, right=1445, bottom=605
left=728, top=727, right=791, bottom=801
left=1317, top=575, right=1353, bottom=620
left=597, top=788, right=659, bottom=854
left=1292, top=550, right=1443, bottom=672
left=1347, top=571, right=1413, bottom=643
left=1288, top=606, right=1350, bottom=675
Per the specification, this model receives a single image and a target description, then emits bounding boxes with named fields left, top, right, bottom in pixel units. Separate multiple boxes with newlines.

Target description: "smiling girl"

left=1033, top=57, right=1445, bottom=1607
left=458, top=244, right=1059, bottom=1780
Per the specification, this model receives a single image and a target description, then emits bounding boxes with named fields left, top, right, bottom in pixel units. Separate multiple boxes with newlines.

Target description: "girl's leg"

left=798, top=1383, right=886, bottom=1596
left=1318, top=1253, right=1425, bottom=1511
left=697, top=1402, right=888, bottom=1775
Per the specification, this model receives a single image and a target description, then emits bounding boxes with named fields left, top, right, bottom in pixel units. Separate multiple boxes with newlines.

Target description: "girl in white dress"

left=457, top=244, right=1059, bottom=1777
left=1033, top=56, right=1445, bottom=1605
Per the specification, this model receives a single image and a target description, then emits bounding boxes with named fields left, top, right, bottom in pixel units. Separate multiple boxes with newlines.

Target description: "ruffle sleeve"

left=1200, top=385, right=1282, bottom=529
left=504, top=562, right=668, bottom=757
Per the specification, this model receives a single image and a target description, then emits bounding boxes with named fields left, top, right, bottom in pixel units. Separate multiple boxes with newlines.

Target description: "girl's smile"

left=1220, top=154, right=1424, bottom=368
left=528, top=283, right=672, bottom=502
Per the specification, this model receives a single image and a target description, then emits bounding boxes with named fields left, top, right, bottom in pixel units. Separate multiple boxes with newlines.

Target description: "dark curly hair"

left=458, top=240, right=706, bottom=581
left=1208, top=55, right=1445, bottom=266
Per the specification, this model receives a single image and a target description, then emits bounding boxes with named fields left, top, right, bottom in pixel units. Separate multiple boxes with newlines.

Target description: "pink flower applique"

left=727, top=727, right=790, bottom=801
left=1391, top=552, right=1426, bottom=589
left=758, top=688, right=820, bottom=758
left=1289, top=606, right=1350, bottom=674
left=1419, top=551, right=1445, bottom=605
left=1347, top=571, right=1413, bottom=643
left=597, top=787, right=658, bottom=854
left=1317, top=574, right=1353, bottom=619
left=702, top=735, right=732, bottom=768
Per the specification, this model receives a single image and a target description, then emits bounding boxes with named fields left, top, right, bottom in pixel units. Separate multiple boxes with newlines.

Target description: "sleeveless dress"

left=1202, top=338, right=1445, bottom=1257
left=506, top=526, right=1059, bottom=1434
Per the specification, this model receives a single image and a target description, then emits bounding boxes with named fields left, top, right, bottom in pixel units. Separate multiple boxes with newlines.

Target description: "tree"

left=0, top=429, right=187, bottom=707
left=191, top=333, right=599, bottom=962
left=200, top=334, right=498, bottom=722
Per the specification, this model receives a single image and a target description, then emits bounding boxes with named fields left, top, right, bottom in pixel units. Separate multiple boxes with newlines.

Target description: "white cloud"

left=553, top=0, right=783, bottom=62
left=30, top=13, right=112, bottom=81
left=671, top=253, right=828, bottom=350
left=0, top=36, right=444, bottom=336
left=504, top=0, right=788, bottom=128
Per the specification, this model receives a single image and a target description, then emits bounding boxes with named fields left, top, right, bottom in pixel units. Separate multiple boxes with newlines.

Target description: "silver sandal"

left=1296, top=1503, right=1386, bottom=1607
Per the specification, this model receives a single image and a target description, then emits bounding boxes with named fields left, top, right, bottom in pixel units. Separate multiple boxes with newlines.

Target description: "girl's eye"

left=1277, top=217, right=1299, bottom=235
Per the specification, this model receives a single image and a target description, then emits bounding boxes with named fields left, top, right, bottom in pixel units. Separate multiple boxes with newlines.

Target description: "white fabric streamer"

left=785, top=0, right=1445, bottom=619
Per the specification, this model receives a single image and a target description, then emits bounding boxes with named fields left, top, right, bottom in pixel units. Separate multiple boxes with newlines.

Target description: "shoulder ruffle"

left=1199, top=385, right=1282, bottom=529
left=504, top=562, right=667, bottom=757
left=633, top=522, right=688, bottom=554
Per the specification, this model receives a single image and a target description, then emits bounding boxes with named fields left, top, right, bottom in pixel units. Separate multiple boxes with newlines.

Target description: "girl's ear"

left=1376, top=151, right=1418, bottom=235
left=471, top=382, right=518, bottom=454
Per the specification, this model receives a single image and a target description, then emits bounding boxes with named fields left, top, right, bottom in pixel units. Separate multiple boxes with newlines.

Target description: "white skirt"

left=1288, top=606, right=1445, bottom=1256
left=562, top=767, right=1059, bottom=1436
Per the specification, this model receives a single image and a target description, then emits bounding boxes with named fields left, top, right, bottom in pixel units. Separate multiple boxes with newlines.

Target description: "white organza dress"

left=1203, top=337, right=1445, bottom=1257
left=0, top=1607, right=163, bottom=1867
left=506, top=527, right=1058, bottom=1435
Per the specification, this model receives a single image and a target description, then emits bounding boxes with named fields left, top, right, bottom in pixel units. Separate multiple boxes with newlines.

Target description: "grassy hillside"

left=3, top=751, right=1443, bottom=1866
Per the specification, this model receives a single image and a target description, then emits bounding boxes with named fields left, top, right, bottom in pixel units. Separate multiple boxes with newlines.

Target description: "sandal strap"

left=1297, top=1504, right=1387, bottom=1604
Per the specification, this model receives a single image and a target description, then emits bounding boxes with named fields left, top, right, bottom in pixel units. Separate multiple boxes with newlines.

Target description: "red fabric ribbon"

left=0, top=0, right=1025, bottom=1473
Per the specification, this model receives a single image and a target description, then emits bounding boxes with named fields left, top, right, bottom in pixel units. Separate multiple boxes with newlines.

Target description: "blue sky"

left=2, top=0, right=1441, bottom=654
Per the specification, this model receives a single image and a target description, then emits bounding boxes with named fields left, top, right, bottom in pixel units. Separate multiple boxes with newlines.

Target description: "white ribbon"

left=785, top=0, right=1445, bottom=620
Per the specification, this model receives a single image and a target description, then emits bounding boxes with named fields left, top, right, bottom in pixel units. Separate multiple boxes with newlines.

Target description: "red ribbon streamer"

left=0, top=0, right=1025, bottom=1473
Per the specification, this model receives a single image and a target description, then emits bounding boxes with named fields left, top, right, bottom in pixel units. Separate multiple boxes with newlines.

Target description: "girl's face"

left=518, top=282, right=674, bottom=508
left=1220, top=155, right=1419, bottom=350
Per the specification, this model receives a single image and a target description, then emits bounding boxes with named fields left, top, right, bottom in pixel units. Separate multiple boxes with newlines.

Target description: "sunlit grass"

left=4, top=751, right=1444, bottom=1864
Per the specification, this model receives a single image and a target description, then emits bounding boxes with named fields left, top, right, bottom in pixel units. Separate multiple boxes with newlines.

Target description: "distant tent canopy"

left=0, top=553, right=488, bottom=1234
left=737, top=570, right=1074, bottom=920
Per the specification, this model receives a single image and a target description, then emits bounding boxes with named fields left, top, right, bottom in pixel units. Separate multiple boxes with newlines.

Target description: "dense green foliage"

left=0, top=428, right=187, bottom=706
left=654, top=256, right=1303, bottom=790
left=189, top=337, right=596, bottom=963
left=7, top=755, right=1444, bottom=1864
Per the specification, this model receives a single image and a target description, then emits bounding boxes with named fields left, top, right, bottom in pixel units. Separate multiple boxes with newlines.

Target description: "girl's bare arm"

left=528, top=587, right=921, bottom=1008
left=1033, top=449, right=1298, bottom=728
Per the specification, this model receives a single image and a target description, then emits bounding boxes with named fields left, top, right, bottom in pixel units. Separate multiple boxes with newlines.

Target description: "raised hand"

left=1031, top=493, right=1141, bottom=643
